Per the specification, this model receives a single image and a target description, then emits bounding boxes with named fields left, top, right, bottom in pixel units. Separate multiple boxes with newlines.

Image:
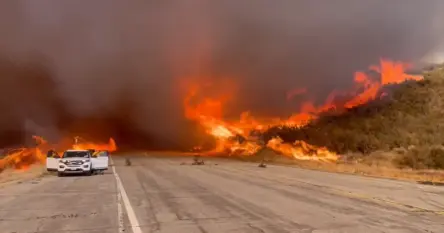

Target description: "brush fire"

left=184, top=59, right=423, bottom=161
left=0, top=59, right=422, bottom=172
left=0, top=136, right=117, bottom=172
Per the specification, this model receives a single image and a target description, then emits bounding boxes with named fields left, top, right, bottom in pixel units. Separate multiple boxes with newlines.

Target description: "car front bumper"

left=58, top=164, right=91, bottom=173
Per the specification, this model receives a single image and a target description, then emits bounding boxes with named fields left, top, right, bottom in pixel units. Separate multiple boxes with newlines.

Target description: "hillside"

left=264, top=65, right=444, bottom=169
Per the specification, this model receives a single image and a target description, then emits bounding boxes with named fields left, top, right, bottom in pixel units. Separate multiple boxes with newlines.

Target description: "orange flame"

left=0, top=137, right=48, bottom=172
left=0, top=136, right=118, bottom=172
left=72, top=137, right=117, bottom=152
left=183, top=59, right=423, bottom=161
left=344, top=59, right=422, bottom=108
left=267, top=137, right=338, bottom=162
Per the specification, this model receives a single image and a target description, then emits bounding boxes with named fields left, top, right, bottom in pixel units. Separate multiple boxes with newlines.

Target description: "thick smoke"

left=0, top=1, right=443, bottom=149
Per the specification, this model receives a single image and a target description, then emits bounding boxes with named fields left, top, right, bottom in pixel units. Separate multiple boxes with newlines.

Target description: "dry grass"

left=287, top=161, right=444, bottom=183
left=0, top=165, right=46, bottom=187
left=232, top=148, right=444, bottom=183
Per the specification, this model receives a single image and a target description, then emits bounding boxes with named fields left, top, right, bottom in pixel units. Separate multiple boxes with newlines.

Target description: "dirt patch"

left=0, top=165, right=46, bottom=187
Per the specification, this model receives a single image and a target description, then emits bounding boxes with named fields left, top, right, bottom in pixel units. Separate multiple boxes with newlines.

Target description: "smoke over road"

left=0, top=1, right=443, bottom=150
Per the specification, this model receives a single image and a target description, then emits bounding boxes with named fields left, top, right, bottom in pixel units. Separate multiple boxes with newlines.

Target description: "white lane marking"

left=111, top=157, right=142, bottom=233
left=116, top=186, right=125, bottom=233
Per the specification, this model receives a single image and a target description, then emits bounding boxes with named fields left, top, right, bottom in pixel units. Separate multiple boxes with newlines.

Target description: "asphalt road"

left=0, top=155, right=443, bottom=233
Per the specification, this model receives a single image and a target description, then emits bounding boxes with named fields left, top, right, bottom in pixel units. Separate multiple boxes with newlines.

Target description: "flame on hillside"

left=184, top=59, right=423, bottom=161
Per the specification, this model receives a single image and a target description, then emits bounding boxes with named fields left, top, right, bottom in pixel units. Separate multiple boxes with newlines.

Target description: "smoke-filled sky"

left=0, top=0, right=443, bottom=149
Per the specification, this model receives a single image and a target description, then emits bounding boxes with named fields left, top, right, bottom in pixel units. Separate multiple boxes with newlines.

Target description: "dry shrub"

left=359, top=151, right=396, bottom=167
left=394, top=146, right=444, bottom=169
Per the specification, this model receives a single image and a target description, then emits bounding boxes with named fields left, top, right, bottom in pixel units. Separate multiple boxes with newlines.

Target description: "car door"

left=91, top=150, right=109, bottom=170
left=46, top=150, right=60, bottom=171
left=98, top=151, right=109, bottom=170
left=90, top=151, right=100, bottom=170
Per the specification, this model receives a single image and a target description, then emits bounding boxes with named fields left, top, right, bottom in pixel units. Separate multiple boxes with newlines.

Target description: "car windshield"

left=63, top=151, right=90, bottom=158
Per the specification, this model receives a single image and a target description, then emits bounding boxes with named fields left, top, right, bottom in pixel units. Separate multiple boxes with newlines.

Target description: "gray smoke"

left=0, top=0, right=443, bottom=148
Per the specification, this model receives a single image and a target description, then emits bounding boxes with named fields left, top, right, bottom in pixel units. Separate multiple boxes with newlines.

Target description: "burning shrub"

left=183, top=59, right=428, bottom=163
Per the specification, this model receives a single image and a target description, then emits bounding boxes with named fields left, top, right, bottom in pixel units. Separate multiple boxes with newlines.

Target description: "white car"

left=46, top=149, right=109, bottom=176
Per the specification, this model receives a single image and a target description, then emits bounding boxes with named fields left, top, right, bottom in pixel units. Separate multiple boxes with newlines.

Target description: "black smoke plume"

left=0, top=1, right=442, bottom=150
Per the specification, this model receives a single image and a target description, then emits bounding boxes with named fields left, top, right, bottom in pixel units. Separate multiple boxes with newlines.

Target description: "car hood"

left=60, top=158, right=90, bottom=162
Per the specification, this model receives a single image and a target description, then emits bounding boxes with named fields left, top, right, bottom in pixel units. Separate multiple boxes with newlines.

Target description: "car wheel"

left=57, top=172, right=64, bottom=177
left=85, top=170, right=92, bottom=176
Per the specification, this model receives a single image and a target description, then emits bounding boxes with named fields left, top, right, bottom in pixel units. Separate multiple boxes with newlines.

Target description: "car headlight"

left=59, top=160, right=65, bottom=163
left=82, top=159, right=90, bottom=163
